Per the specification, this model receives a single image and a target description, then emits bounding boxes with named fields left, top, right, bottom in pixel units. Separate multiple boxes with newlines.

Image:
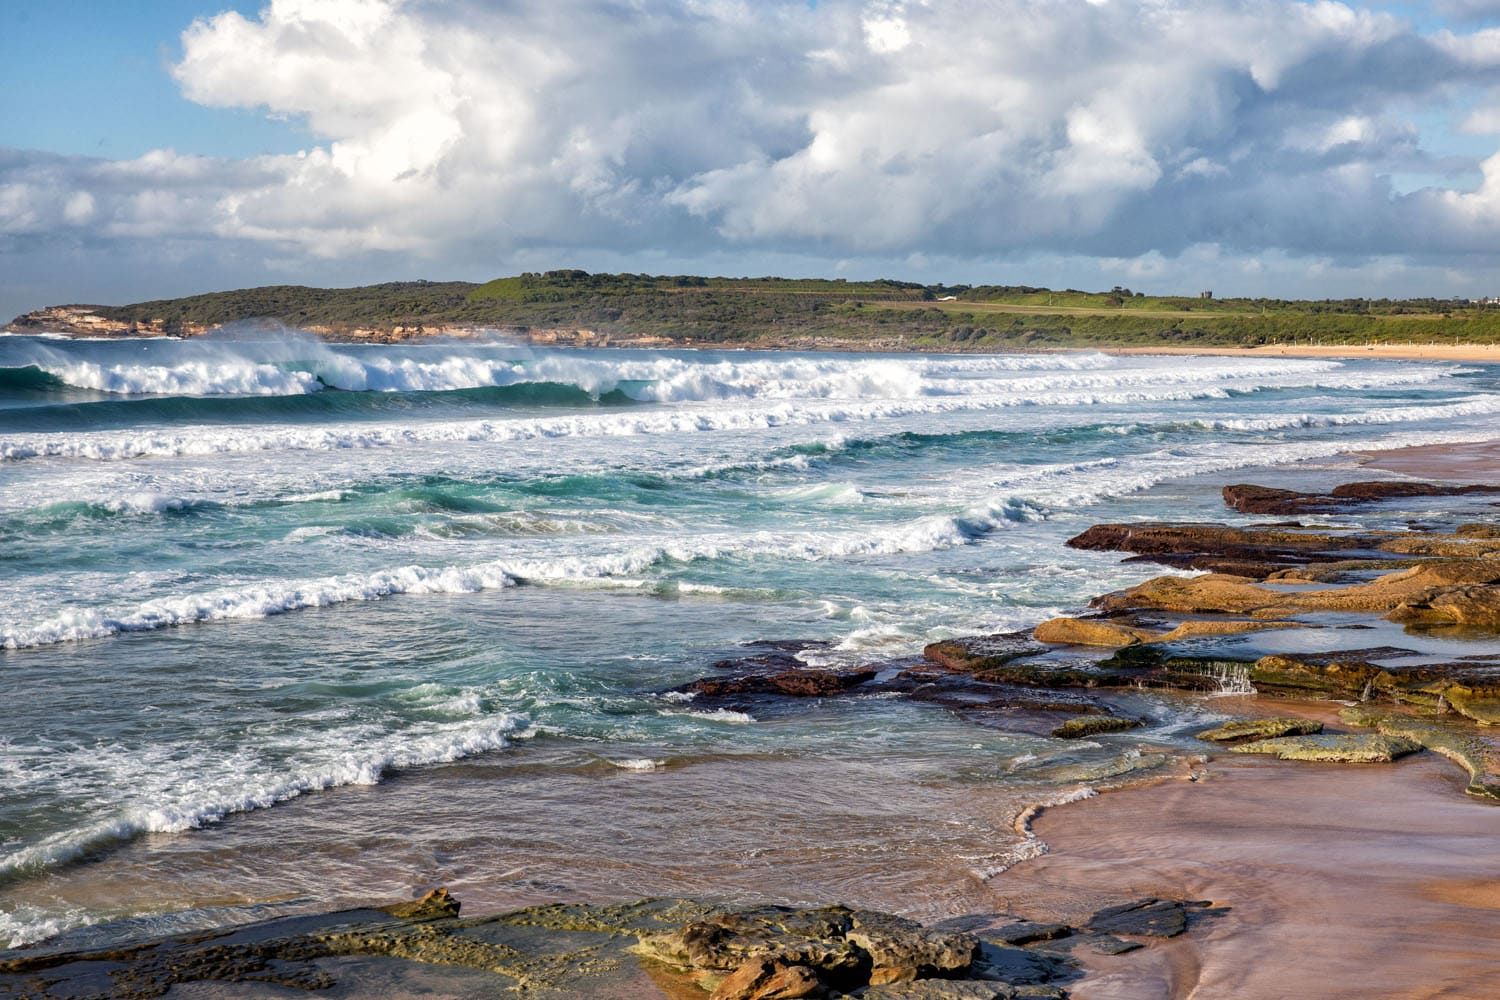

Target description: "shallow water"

left=2, top=333, right=1498, bottom=948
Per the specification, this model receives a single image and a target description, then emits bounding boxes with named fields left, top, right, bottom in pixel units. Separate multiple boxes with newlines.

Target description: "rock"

left=923, top=631, right=1049, bottom=673
left=1093, top=573, right=1279, bottom=615
left=0, top=897, right=1083, bottom=1000
left=986, top=922, right=1073, bottom=946
left=1033, top=617, right=1159, bottom=647
left=635, top=905, right=978, bottom=991
left=1231, top=733, right=1423, bottom=763
left=1084, top=899, right=1194, bottom=938
left=1389, top=584, right=1500, bottom=631
left=1067, top=522, right=1361, bottom=561
left=680, top=668, right=877, bottom=699
left=1196, top=718, right=1323, bottom=743
left=381, top=886, right=461, bottom=919
left=862, top=982, right=1065, bottom=999
left=1341, top=706, right=1500, bottom=800
left=713, top=639, right=835, bottom=669
left=1084, top=935, right=1143, bottom=955
left=1051, top=716, right=1141, bottom=739
left=846, top=909, right=981, bottom=985
left=1222, top=481, right=1500, bottom=516
left=1247, top=652, right=1500, bottom=721
left=1153, top=620, right=1300, bottom=642
left=710, top=958, right=824, bottom=1000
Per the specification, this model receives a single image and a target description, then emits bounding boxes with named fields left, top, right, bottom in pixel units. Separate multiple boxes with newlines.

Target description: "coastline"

left=991, top=435, right=1500, bottom=998
left=11, top=322, right=1500, bottom=362
left=1099, top=343, right=1500, bottom=363
left=4, top=346, right=1500, bottom=997
left=1001, top=742, right=1500, bottom=999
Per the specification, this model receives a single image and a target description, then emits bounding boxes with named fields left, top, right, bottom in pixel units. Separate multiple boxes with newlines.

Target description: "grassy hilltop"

left=30, top=270, right=1500, bottom=348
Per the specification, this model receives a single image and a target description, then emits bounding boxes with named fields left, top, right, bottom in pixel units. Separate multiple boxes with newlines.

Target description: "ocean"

left=2, top=333, right=1497, bottom=949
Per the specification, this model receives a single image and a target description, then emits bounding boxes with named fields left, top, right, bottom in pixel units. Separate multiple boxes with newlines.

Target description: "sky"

left=8, top=0, right=1500, bottom=317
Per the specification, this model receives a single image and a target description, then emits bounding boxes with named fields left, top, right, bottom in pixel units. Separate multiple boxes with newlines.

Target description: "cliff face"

left=5, top=306, right=197, bottom=338
left=3, top=306, right=678, bottom=348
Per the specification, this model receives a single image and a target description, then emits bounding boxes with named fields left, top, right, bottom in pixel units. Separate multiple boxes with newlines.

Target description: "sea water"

left=1, top=333, right=1496, bottom=947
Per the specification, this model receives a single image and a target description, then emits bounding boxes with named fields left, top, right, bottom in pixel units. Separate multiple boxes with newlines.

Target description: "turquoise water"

left=2, top=333, right=1498, bottom=945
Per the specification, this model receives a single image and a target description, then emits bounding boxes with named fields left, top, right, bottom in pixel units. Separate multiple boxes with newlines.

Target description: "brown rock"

left=922, top=631, right=1047, bottom=672
left=1033, top=617, right=1159, bottom=647
left=711, top=959, right=825, bottom=1000
left=380, top=887, right=461, bottom=920
left=1223, top=481, right=1500, bottom=515
left=846, top=909, right=980, bottom=984
left=1389, top=584, right=1500, bottom=631
left=1093, top=574, right=1278, bottom=615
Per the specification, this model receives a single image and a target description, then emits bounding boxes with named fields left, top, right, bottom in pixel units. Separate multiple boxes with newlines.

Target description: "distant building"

left=1199, top=290, right=1213, bottom=299
left=936, top=295, right=958, bottom=301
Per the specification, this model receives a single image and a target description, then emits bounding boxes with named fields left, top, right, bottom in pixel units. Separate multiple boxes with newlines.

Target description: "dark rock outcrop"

left=680, top=668, right=877, bottom=699
left=1084, top=899, right=1208, bottom=938
left=1223, top=481, right=1500, bottom=516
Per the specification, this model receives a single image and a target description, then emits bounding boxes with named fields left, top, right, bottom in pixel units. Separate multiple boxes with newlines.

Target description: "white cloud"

left=9, top=0, right=1500, bottom=311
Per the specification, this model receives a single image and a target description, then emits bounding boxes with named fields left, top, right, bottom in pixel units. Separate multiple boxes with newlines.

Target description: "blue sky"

left=0, top=2, right=306, bottom=159
left=7, top=0, right=1500, bottom=317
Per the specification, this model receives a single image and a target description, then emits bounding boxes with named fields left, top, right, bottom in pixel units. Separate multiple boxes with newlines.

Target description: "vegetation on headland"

left=13, top=270, right=1500, bottom=347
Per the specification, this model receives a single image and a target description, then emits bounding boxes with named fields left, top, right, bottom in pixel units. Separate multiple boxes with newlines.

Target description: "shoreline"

left=10, top=326, right=1500, bottom=362
left=4, top=372, right=1500, bottom=994
left=992, top=436, right=1500, bottom=998
left=1100, top=342, right=1500, bottom=363
left=1002, top=744, right=1500, bottom=999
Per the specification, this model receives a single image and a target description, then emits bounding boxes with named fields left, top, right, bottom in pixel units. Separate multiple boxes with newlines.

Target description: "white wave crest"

left=0, top=711, right=526, bottom=882
left=3, top=359, right=1459, bottom=464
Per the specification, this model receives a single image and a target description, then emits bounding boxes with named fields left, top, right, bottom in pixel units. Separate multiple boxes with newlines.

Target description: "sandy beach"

left=1104, top=343, right=1500, bottom=363
left=1357, top=439, right=1500, bottom=482
left=992, top=437, right=1500, bottom=998
left=1003, top=745, right=1500, bottom=999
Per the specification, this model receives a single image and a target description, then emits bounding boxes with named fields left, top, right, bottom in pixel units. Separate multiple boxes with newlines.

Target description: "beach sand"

left=990, top=439, right=1500, bottom=999
left=998, top=746, right=1500, bottom=999
left=1103, top=343, right=1500, bottom=363
left=1357, top=439, right=1500, bottom=483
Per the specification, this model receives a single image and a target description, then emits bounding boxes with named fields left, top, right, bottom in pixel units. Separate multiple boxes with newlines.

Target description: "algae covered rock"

left=1196, top=718, right=1323, bottom=744
left=380, top=886, right=462, bottom=920
left=1051, top=716, right=1141, bottom=739
left=1231, top=733, right=1422, bottom=763
left=923, top=631, right=1048, bottom=673
left=1340, top=706, right=1500, bottom=800
left=680, top=668, right=877, bottom=699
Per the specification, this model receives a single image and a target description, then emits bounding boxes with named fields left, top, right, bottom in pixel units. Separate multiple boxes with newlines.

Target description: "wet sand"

left=997, top=749, right=1500, bottom=999
left=1357, top=439, right=1500, bottom=483
left=992, top=432, right=1500, bottom=999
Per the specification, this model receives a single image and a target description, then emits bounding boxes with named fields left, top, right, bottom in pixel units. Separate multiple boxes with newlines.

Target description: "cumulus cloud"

left=9, top=0, right=1500, bottom=309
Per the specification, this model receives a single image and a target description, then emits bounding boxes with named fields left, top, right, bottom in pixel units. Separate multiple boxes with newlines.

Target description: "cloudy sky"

left=7, top=0, right=1500, bottom=317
